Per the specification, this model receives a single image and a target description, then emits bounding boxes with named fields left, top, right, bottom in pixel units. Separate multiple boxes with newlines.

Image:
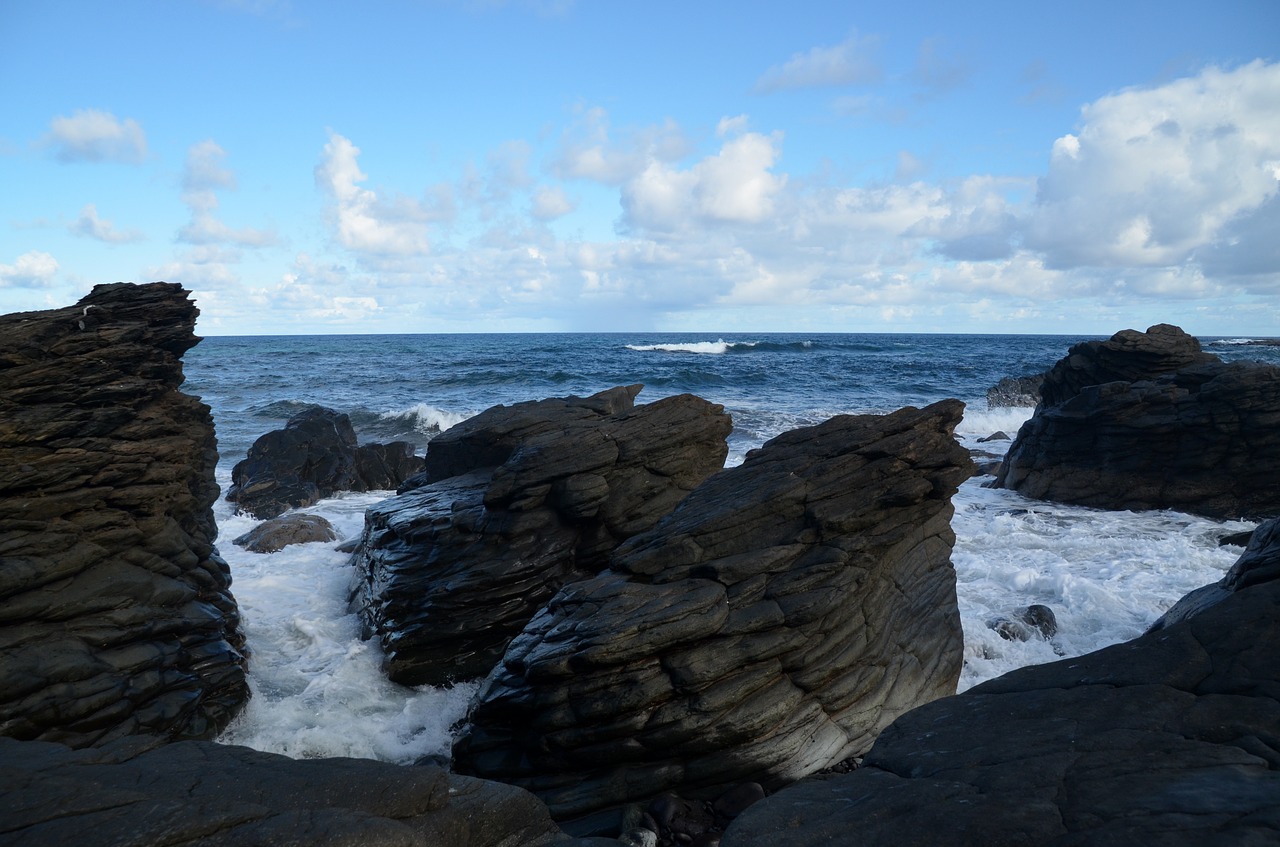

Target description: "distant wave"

left=625, top=339, right=815, bottom=355
left=249, top=399, right=324, bottom=418
left=1208, top=338, right=1262, bottom=346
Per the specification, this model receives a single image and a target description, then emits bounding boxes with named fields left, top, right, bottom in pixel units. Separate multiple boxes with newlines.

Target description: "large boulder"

left=454, top=400, right=973, bottom=830
left=996, top=324, right=1280, bottom=519
left=0, top=735, right=566, bottom=847
left=0, top=282, right=248, bottom=747
left=226, top=406, right=424, bottom=519
left=722, top=518, right=1280, bottom=847
left=349, top=386, right=732, bottom=686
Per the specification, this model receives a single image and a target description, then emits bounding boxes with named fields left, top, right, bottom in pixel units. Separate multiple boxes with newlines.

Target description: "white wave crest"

left=957, top=406, right=1035, bottom=442
left=626, top=339, right=732, bottom=355
left=379, top=402, right=467, bottom=434
left=1209, top=338, right=1260, bottom=345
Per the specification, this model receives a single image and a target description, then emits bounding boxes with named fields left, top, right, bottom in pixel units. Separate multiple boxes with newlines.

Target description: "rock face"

left=232, top=513, right=338, bottom=553
left=985, top=374, right=1043, bottom=408
left=0, top=735, right=565, bottom=847
left=0, top=282, right=248, bottom=747
left=454, top=400, right=973, bottom=828
left=226, top=406, right=424, bottom=519
left=996, top=324, right=1280, bottom=519
left=350, top=386, right=732, bottom=686
left=722, top=518, right=1280, bottom=847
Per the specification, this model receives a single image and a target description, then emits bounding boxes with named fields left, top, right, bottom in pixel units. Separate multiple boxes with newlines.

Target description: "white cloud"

left=69, top=204, right=144, bottom=244
left=753, top=32, right=882, bottom=94
left=0, top=251, right=58, bottom=288
left=178, top=140, right=276, bottom=247
left=530, top=186, right=575, bottom=220
left=45, top=109, right=147, bottom=164
left=315, top=131, right=432, bottom=257
left=551, top=107, right=689, bottom=185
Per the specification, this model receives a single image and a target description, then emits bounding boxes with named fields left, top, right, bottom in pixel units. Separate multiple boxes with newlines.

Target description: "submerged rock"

left=721, top=518, right=1280, bottom=847
left=996, top=324, right=1280, bottom=519
left=350, top=386, right=732, bottom=686
left=232, top=513, right=338, bottom=553
left=454, top=400, right=973, bottom=828
left=0, top=282, right=248, bottom=747
left=226, top=406, right=423, bottom=520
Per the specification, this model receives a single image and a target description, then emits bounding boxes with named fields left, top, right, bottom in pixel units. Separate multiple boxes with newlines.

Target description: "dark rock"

left=986, top=603, right=1057, bottom=642
left=1219, top=528, right=1256, bottom=547
left=712, top=783, right=765, bottom=821
left=454, top=401, right=973, bottom=825
left=0, top=282, right=247, bottom=747
left=232, top=513, right=339, bottom=553
left=350, top=387, right=732, bottom=687
left=986, top=375, right=1044, bottom=408
left=996, top=324, right=1280, bottom=519
left=976, top=430, right=1010, bottom=442
left=721, top=525, right=1280, bottom=847
left=0, top=735, right=565, bottom=847
left=226, top=406, right=423, bottom=519
left=974, top=459, right=1002, bottom=477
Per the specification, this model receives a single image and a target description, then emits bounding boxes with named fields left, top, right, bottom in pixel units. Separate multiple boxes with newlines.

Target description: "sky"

left=1, top=1, right=1278, bottom=336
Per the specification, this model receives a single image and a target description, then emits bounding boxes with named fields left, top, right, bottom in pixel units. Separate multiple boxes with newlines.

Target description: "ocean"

left=181, top=332, right=1277, bottom=764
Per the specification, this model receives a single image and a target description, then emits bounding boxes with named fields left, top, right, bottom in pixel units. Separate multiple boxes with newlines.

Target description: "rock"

left=986, top=603, right=1057, bottom=642
left=232, top=513, right=339, bottom=553
left=350, top=387, right=732, bottom=687
left=0, top=282, right=248, bottom=747
left=1218, top=528, right=1256, bottom=547
left=454, top=401, right=973, bottom=827
left=0, top=735, right=565, bottom=847
left=976, top=430, right=1009, bottom=442
left=986, top=375, right=1044, bottom=408
left=720, top=523, right=1280, bottom=847
left=996, top=324, right=1280, bottom=519
left=226, top=406, right=423, bottom=519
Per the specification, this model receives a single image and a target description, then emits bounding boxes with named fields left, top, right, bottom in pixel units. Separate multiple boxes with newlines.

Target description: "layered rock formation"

left=0, top=282, right=248, bottom=746
left=226, top=406, right=423, bottom=520
left=723, top=518, right=1280, bottom=847
left=454, top=400, right=973, bottom=829
left=350, top=386, right=732, bottom=686
left=996, top=324, right=1280, bottom=519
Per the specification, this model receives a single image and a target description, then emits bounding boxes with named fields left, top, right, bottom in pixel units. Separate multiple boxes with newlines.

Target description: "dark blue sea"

left=183, top=332, right=1275, bottom=762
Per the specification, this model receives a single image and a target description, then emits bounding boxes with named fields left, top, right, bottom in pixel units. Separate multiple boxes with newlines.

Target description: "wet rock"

left=226, top=406, right=423, bottom=519
left=976, top=430, right=1010, bottom=442
left=454, top=401, right=973, bottom=825
left=721, top=526, right=1280, bottom=846
left=350, top=387, right=732, bottom=686
left=0, top=282, right=247, bottom=747
left=986, top=603, right=1057, bottom=642
left=1218, top=528, right=1256, bottom=547
left=996, top=324, right=1280, bottom=519
left=232, top=513, right=338, bottom=553
left=986, top=375, right=1044, bottom=408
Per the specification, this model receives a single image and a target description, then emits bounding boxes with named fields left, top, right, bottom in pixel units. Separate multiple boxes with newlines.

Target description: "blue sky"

left=1, top=0, right=1277, bottom=335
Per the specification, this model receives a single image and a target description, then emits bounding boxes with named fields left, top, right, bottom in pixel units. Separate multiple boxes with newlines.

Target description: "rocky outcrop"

left=350, top=386, right=732, bottom=686
left=996, top=324, right=1280, bottom=519
left=0, top=735, right=566, bottom=847
left=985, top=374, right=1043, bottom=408
left=0, top=282, right=247, bottom=747
left=722, top=518, right=1280, bottom=847
left=454, top=400, right=973, bottom=830
left=226, top=406, right=424, bottom=519
left=232, top=513, right=338, bottom=553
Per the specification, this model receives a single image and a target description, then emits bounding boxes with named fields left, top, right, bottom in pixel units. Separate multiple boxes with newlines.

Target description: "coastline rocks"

left=0, top=735, right=565, bottom=847
left=0, top=282, right=248, bottom=747
left=996, top=324, right=1280, bottom=519
left=721, top=521, right=1280, bottom=847
left=350, top=386, right=732, bottom=686
left=226, top=406, right=423, bottom=520
left=232, top=513, right=338, bottom=553
left=454, top=400, right=973, bottom=828
left=986, top=375, right=1043, bottom=408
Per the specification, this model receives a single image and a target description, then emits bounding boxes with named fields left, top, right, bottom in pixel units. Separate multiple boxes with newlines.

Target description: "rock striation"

left=454, top=400, right=973, bottom=829
left=996, top=324, right=1280, bottom=519
left=0, top=282, right=248, bottom=747
left=349, top=386, right=732, bottom=687
left=226, top=405, right=424, bottom=519
left=722, top=517, right=1280, bottom=847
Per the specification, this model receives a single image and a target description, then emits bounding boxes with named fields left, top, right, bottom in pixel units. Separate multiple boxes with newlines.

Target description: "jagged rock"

left=996, top=324, right=1280, bottom=519
left=0, top=735, right=565, bottom=847
left=721, top=520, right=1280, bottom=847
left=232, top=513, right=338, bottom=554
left=350, top=386, right=732, bottom=687
left=986, top=603, right=1057, bottom=642
left=0, top=282, right=247, bottom=747
left=226, top=406, right=423, bottom=520
left=454, top=401, right=973, bottom=828
left=986, top=375, right=1044, bottom=408
left=976, top=430, right=1010, bottom=442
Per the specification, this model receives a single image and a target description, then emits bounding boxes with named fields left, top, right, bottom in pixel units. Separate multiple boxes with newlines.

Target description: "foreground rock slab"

left=997, top=324, right=1280, bottom=519
left=722, top=519, right=1280, bottom=847
left=0, top=282, right=248, bottom=746
left=455, top=400, right=973, bottom=829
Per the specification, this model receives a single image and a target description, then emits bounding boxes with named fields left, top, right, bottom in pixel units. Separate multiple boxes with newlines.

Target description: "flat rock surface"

left=0, top=282, right=248, bottom=747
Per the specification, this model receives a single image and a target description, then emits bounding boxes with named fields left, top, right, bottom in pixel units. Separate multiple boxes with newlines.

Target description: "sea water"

left=183, top=333, right=1277, bottom=762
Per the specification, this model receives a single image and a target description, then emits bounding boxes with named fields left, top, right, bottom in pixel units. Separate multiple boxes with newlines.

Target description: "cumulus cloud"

left=551, top=107, right=690, bottom=185
left=0, top=251, right=58, bottom=288
left=530, top=186, right=575, bottom=220
left=753, top=32, right=882, bottom=94
left=315, top=131, right=432, bottom=257
left=45, top=109, right=147, bottom=164
left=178, top=140, right=276, bottom=246
left=69, top=204, right=144, bottom=244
